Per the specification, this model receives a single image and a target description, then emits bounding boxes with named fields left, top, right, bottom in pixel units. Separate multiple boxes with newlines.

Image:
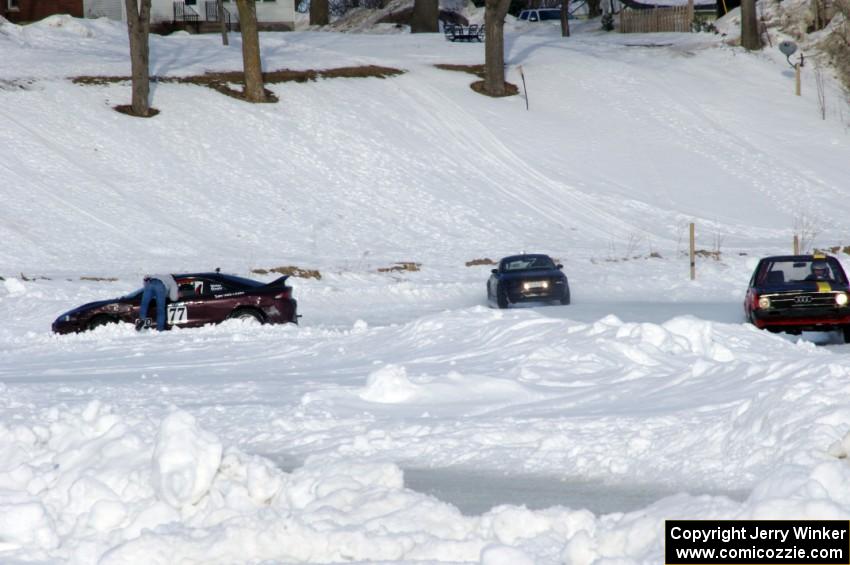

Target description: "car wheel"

left=559, top=288, right=571, bottom=305
left=842, top=326, right=850, bottom=344
left=229, top=308, right=264, bottom=324
left=496, top=285, right=509, bottom=309
left=88, top=315, right=116, bottom=331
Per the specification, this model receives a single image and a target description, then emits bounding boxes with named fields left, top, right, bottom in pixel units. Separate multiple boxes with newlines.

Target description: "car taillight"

left=274, top=288, right=292, bottom=300
left=750, top=292, right=760, bottom=310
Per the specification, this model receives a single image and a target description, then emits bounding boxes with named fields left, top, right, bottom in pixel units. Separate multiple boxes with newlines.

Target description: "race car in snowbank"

left=745, top=254, right=850, bottom=341
left=487, top=254, right=570, bottom=308
left=52, top=272, right=297, bottom=334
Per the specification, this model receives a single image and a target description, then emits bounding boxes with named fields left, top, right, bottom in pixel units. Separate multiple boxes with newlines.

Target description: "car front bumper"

left=52, top=319, right=83, bottom=334
left=507, top=285, right=568, bottom=303
left=751, top=307, right=850, bottom=330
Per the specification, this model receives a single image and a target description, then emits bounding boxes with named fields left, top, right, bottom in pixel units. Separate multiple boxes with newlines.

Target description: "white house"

left=83, top=0, right=295, bottom=31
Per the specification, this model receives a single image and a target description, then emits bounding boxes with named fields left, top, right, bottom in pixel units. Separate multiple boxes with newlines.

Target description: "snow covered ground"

left=2, top=13, right=850, bottom=564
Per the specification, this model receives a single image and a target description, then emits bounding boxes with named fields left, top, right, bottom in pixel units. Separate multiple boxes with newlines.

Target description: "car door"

left=171, top=277, right=220, bottom=328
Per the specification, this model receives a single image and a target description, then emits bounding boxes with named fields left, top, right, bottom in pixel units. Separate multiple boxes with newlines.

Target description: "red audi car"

left=52, top=272, right=297, bottom=334
left=745, top=254, right=850, bottom=341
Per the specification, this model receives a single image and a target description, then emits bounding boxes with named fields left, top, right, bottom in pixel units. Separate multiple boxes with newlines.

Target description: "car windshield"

left=757, top=258, right=847, bottom=285
left=502, top=256, right=556, bottom=271
left=121, top=288, right=143, bottom=299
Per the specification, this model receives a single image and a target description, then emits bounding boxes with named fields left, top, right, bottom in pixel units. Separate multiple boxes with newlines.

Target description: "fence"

left=619, top=0, right=693, bottom=33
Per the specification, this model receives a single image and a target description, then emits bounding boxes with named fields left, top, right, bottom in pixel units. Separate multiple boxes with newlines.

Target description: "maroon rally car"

left=745, top=254, right=850, bottom=341
left=52, top=272, right=297, bottom=334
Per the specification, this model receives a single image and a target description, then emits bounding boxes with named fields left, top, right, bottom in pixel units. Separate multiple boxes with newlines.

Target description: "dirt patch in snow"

left=252, top=266, right=323, bottom=280
left=434, top=64, right=519, bottom=96
left=72, top=65, right=405, bottom=102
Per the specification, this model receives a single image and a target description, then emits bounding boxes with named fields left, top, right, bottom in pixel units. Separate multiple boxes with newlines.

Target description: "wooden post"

left=795, top=63, right=801, bottom=96
left=793, top=234, right=800, bottom=254
left=689, top=222, right=696, bottom=280
left=518, top=65, right=529, bottom=111
left=687, top=0, right=693, bottom=31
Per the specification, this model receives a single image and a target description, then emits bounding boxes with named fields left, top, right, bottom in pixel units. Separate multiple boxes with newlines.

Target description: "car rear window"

left=221, top=275, right=264, bottom=288
left=502, top=256, right=556, bottom=271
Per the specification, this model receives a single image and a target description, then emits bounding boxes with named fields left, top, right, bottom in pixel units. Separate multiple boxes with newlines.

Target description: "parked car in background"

left=517, top=8, right=572, bottom=21
left=744, top=254, right=850, bottom=341
left=52, top=272, right=298, bottom=334
left=487, top=254, right=570, bottom=309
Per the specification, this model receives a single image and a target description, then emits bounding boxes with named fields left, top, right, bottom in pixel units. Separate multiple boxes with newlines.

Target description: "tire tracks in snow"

left=392, top=73, right=647, bottom=245
left=0, top=102, right=144, bottom=248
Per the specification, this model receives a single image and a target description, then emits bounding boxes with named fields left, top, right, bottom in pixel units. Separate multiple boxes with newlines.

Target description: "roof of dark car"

left=500, top=254, right=552, bottom=261
left=173, top=273, right=264, bottom=287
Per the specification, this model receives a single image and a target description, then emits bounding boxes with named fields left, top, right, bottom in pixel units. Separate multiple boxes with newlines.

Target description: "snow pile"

left=5, top=401, right=850, bottom=562
left=151, top=411, right=223, bottom=507
left=360, top=364, right=419, bottom=402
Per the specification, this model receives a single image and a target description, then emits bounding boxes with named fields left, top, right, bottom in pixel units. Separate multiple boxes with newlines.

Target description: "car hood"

left=56, top=298, right=122, bottom=320
left=498, top=269, right=565, bottom=281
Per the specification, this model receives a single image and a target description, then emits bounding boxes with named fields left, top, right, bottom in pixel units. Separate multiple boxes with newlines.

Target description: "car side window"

left=176, top=278, right=211, bottom=299
left=529, top=12, right=539, bottom=21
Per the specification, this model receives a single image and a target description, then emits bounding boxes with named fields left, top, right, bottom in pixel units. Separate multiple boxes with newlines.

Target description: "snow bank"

left=360, top=364, right=419, bottom=402
left=151, top=411, right=222, bottom=507
left=5, top=401, right=850, bottom=563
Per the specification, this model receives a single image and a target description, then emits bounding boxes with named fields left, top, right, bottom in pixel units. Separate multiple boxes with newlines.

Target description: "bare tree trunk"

left=586, top=0, right=601, bottom=17
left=411, top=0, right=439, bottom=32
left=484, top=0, right=510, bottom=96
left=741, top=0, right=762, bottom=50
left=218, top=0, right=229, bottom=46
left=560, top=0, right=570, bottom=36
left=124, top=0, right=152, bottom=116
left=310, top=0, right=329, bottom=25
left=235, top=0, right=266, bottom=102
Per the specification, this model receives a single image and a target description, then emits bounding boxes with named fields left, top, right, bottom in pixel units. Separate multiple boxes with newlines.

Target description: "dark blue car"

left=487, top=254, right=570, bottom=309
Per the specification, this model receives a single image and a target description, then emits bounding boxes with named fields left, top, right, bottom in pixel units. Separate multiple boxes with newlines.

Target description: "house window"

left=8, top=0, right=20, bottom=11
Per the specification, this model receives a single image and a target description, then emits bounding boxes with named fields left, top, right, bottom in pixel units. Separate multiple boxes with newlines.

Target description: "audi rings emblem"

left=795, top=295, right=813, bottom=304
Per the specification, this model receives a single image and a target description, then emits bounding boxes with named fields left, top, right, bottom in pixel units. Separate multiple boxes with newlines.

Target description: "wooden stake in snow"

left=795, top=63, right=801, bottom=96
left=793, top=234, right=800, bottom=254
left=689, top=222, right=696, bottom=280
left=518, top=65, right=529, bottom=111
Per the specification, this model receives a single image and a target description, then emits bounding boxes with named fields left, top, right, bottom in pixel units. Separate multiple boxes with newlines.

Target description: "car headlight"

left=758, top=296, right=771, bottom=309
left=836, top=293, right=848, bottom=306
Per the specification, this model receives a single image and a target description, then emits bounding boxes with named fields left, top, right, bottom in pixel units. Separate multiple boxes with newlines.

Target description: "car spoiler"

left=262, top=275, right=290, bottom=289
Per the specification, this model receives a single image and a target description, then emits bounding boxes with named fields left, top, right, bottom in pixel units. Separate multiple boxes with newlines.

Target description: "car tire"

left=229, top=308, right=264, bottom=324
left=842, top=326, right=850, bottom=344
left=559, top=288, right=571, bottom=305
left=496, top=285, right=509, bottom=309
left=88, top=315, right=116, bottom=331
